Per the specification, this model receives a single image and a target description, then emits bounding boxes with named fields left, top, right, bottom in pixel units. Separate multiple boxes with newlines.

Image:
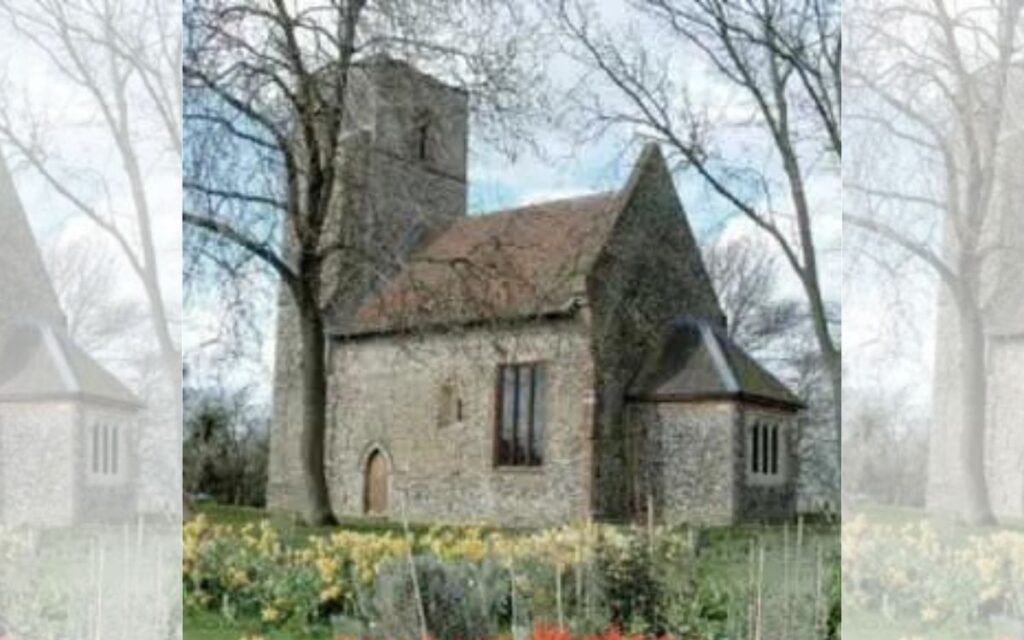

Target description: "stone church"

left=0, top=152, right=140, bottom=526
left=269, top=58, right=802, bottom=527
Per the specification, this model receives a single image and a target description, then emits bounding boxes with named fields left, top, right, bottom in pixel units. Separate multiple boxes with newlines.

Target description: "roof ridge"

left=474, top=190, right=619, bottom=219
left=700, top=321, right=740, bottom=393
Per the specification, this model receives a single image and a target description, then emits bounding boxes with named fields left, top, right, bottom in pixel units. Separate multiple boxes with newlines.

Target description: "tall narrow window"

left=750, top=422, right=784, bottom=478
left=530, top=367, right=546, bottom=464
left=495, top=363, right=546, bottom=466
left=762, top=424, right=770, bottom=476
left=413, top=109, right=432, bottom=162
left=770, top=426, right=779, bottom=474
left=92, top=423, right=100, bottom=473
left=500, top=366, right=516, bottom=463
left=90, top=422, right=123, bottom=478
left=102, top=424, right=110, bottom=474
left=112, top=426, right=119, bottom=475
left=751, top=424, right=760, bottom=473
left=417, top=122, right=429, bottom=160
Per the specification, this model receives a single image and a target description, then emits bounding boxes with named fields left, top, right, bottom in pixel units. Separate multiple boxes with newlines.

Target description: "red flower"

left=532, top=623, right=572, bottom=640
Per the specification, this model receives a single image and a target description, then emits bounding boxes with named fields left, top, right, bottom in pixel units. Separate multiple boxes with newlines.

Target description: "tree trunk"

left=957, top=299, right=996, bottom=526
left=296, top=297, right=337, bottom=526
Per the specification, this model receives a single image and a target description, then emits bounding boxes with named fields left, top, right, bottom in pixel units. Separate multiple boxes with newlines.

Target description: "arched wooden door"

left=364, top=450, right=388, bottom=515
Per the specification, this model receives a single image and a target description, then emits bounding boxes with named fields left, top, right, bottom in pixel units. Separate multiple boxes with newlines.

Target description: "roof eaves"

left=626, top=390, right=804, bottom=411
left=329, top=297, right=584, bottom=341
left=0, top=391, right=142, bottom=409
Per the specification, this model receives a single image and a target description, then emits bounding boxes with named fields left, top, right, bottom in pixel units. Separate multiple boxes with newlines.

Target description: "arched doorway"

left=364, top=450, right=389, bottom=515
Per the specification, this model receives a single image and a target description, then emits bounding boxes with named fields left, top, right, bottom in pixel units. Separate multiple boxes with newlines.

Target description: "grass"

left=185, top=609, right=333, bottom=640
left=192, top=501, right=509, bottom=546
left=842, top=610, right=982, bottom=640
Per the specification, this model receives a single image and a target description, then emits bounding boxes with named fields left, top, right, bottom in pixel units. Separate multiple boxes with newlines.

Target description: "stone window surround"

left=492, top=360, right=548, bottom=470
left=87, top=420, right=126, bottom=486
left=745, top=412, right=789, bottom=487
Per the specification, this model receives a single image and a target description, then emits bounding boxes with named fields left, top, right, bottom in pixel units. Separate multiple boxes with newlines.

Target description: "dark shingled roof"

left=628, top=316, right=802, bottom=410
left=0, top=320, right=141, bottom=408
left=344, top=191, right=622, bottom=336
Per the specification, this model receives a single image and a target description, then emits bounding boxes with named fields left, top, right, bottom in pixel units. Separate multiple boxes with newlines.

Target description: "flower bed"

left=843, top=513, right=1024, bottom=631
left=184, top=513, right=839, bottom=639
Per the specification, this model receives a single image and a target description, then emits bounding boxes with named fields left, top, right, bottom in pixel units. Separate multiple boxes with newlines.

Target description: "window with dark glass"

left=92, top=423, right=101, bottom=473
left=417, top=122, right=430, bottom=160
left=90, top=422, right=120, bottom=477
left=412, top=109, right=432, bottom=162
left=751, top=425, right=759, bottom=473
left=770, top=425, right=778, bottom=474
left=750, top=422, right=783, bottom=477
left=495, top=363, right=546, bottom=466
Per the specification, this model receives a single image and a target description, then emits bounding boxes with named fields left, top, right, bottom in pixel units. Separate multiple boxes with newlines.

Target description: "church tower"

left=321, top=56, right=469, bottom=324
left=268, top=57, right=469, bottom=513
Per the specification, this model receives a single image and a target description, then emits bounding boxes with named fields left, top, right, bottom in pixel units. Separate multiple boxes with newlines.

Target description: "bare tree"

left=703, top=234, right=802, bottom=357
left=845, top=0, right=1024, bottom=525
left=183, top=0, right=545, bottom=524
left=549, top=0, right=842, bottom=437
left=0, top=0, right=182, bottom=383
left=42, top=236, right=148, bottom=362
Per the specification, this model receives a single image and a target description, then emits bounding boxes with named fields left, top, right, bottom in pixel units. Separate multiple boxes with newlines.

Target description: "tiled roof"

left=0, top=318, right=140, bottom=408
left=627, top=316, right=802, bottom=410
left=342, top=191, right=622, bottom=336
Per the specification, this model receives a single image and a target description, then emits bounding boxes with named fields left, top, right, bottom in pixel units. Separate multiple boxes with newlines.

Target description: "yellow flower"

left=920, top=606, right=940, bottom=623
left=261, top=606, right=281, bottom=623
left=320, top=584, right=343, bottom=603
left=226, top=567, right=250, bottom=589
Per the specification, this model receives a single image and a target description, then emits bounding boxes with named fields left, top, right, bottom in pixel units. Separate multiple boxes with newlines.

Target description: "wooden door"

left=364, top=451, right=388, bottom=515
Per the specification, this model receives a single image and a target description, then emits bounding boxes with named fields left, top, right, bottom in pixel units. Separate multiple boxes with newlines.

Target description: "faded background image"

left=845, top=0, right=1024, bottom=637
left=0, top=1, right=181, bottom=639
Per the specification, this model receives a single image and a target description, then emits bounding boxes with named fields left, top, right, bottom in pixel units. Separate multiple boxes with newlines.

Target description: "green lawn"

left=193, top=501, right=509, bottom=547
left=185, top=609, right=333, bottom=640
left=842, top=610, right=984, bottom=640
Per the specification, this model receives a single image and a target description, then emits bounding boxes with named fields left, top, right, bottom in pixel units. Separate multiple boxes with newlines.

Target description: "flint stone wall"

left=0, top=403, right=76, bottom=526
left=325, top=318, right=593, bottom=527
left=628, top=401, right=737, bottom=525
left=628, top=401, right=797, bottom=525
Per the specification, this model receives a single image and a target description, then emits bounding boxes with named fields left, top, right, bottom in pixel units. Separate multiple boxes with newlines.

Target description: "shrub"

left=371, top=554, right=506, bottom=640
